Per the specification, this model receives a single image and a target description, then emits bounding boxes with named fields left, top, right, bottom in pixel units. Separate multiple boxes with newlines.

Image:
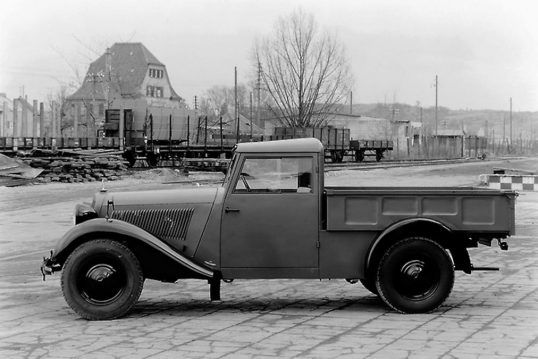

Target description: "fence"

left=389, top=136, right=538, bottom=160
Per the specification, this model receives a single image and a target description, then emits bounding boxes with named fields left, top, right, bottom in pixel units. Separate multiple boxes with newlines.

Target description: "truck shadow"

left=130, top=295, right=388, bottom=318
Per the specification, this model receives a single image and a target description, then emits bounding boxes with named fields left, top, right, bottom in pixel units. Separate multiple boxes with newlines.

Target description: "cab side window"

left=234, top=157, right=313, bottom=193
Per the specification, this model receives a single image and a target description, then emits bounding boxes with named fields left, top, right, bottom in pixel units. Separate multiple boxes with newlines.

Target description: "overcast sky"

left=1, top=0, right=537, bottom=111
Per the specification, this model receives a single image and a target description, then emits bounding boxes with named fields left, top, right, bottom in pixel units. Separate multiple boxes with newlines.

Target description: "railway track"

left=324, top=157, right=489, bottom=171
left=128, top=156, right=490, bottom=173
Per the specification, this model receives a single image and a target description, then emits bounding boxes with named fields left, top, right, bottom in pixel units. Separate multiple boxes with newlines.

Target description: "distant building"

left=0, top=93, right=12, bottom=137
left=65, top=42, right=185, bottom=137
left=0, top=94, right=37, bottom=137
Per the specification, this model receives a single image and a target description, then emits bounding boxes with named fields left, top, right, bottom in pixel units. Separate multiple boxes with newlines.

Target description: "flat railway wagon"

left=0, top=107, right=393, bottom=166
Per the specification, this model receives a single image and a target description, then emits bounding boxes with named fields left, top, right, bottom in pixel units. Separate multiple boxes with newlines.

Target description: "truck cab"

left=218, top=139, right=323, bottom=277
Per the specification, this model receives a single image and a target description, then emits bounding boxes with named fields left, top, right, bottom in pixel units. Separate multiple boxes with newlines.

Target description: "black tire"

left=61, top=239, right=144, bottom=320
left=355, top=150, right=365, bottom=162
left=360, top=277, right=378, bottom=295
left=375, top=237, right=454, bottom=313
left=123, top=150, right=137, bottom=167
left=146, top=152, right=160, bottom=167
left=330, top=151, right=338, bottom=163
left=375, top=150, right=383, bottom=162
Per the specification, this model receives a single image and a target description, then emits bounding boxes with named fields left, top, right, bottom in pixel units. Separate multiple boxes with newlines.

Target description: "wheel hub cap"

left=402, top=260, right=424, bottom=279
left=397, top=259, right=438, bottom=299
left=80, top=263, right=125, bottom=304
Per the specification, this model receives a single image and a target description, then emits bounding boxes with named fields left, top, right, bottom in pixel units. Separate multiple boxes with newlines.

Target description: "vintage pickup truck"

left=42, top=138, right=516, bottom=320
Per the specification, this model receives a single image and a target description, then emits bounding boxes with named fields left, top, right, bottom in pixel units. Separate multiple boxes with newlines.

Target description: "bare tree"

left=254, top=9, right=353, bottom=128
left=201, top=85, right=250, bottom=117
left=46, top=86, right=71, bottom=136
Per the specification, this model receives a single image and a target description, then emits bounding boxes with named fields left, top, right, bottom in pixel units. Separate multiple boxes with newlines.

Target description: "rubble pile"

left=25, top=157, right=130, bottom=184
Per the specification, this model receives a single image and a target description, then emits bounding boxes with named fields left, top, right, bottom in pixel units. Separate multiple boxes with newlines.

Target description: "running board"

left=471, top=265, right=499, bottom=271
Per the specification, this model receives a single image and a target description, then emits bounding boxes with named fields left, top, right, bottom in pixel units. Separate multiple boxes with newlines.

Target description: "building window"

left=149, top=68, right=164, bottom=78
left=146, top=86, right=163, bottom=98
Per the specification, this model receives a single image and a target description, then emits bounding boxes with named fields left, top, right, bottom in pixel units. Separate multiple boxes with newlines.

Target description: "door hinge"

left=316, top=241, right=320, bottom=248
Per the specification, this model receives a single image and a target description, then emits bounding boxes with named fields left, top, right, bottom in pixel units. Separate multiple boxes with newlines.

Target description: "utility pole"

left=249, top=92, right=253, bottom=140
left=434, top=75, right=438, bottom=136
left=510, top=97, right=512, bottom=147
left=194, top=96, right=199, bottom=143
left=235, top=66, right=239, bottom=143
left=503, top=115, right=506, bottom=139
left=256, top=61, right=261, bottom=126
left=90, top=72, right=96, bottom=137
left=416, top=101, right=423, bottom=145
left=105, top=48, right=111, bottom=109
left=350, top=91, right=353, bottom=115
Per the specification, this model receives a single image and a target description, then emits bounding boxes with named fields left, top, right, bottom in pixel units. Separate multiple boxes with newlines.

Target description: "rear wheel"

left=61, top=239, right=144, bottom=320
left=376, top=237, right=454, bottom=313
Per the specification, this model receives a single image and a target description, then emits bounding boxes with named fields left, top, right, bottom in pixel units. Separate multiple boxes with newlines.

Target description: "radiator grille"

left=111, top=208, right=195, bottom=241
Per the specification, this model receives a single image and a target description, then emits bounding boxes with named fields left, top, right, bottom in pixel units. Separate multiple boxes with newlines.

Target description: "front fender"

left=50, top=218, right=213, bottom=279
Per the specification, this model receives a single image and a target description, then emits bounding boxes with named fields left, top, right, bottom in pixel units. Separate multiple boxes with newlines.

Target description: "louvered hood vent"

left=111, top=208, right=195, bottom=241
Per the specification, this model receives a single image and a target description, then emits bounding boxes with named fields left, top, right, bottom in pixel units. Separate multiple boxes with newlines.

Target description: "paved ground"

left=0, top=161, right=537, bottom=358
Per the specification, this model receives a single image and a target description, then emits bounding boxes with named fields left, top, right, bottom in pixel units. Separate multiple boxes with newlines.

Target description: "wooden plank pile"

left=25, top=156, right=129, bottom=184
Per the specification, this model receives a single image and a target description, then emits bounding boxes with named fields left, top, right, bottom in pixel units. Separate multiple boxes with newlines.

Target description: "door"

left=221, top=155, right=319, bottom=269
left=124, top=109, right=134, bottom=146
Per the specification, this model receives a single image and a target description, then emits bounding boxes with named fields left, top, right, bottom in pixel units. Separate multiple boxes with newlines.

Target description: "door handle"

left=225, top=207, right=240, bottom=213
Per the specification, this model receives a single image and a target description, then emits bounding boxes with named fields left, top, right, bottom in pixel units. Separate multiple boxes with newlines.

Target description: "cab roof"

left=235, top=138, right=324, bottom=153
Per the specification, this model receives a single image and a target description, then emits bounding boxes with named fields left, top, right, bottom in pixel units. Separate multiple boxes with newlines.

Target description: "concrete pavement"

left=0, top=189, right=537, bottom=358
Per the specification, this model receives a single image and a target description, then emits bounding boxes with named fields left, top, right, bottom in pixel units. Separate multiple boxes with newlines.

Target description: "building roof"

left=435, top=129, right=464, bottom=137
left=68, top=42, right=181, bottom=101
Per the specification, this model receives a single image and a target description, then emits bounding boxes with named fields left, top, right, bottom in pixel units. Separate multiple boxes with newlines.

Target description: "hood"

left=93, top=187, right=218, bottom=216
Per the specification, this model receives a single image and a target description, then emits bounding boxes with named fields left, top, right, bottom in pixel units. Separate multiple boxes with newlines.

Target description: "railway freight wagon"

left=104, top=106, right=240, bottom=166
left=272, top=127, right=393, bottom=162
left=273, top=127, right=349, bottom=162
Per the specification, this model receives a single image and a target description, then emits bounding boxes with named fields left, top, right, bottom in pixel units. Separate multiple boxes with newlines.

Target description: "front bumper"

left=40, top=250, right=62, bottom=281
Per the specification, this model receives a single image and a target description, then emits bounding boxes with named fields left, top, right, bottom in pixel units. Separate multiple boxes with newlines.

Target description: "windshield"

left=233, top=156, right=314, bottom=194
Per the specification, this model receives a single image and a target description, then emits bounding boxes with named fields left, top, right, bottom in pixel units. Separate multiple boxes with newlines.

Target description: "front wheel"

left=376, top=237, right=454, bottom=313
left=61, top=239, right=144, bottom=320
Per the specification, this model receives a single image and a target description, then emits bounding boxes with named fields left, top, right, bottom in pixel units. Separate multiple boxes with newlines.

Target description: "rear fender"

left=51, top=218, right=213, bottom=279
left=365, top=217, right=458, bottom=272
